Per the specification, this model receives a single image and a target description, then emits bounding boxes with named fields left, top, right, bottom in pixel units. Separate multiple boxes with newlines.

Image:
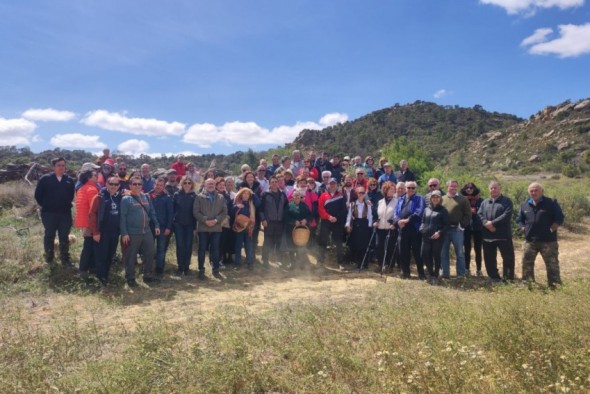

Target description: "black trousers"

left=464, top=227, right=483, bottom=272
left=482, top=239, right=515, bottom=280
left=399, top=226, right=424, bottom=277
left=41, top=211, right=72, bottom=261
left=376, top=229, right=397, bottom=267
left=421, top=237, right=443, bottom=278
left=262, top=221, right=284, bottom=263
left=318, top=219, right=344, bottom=265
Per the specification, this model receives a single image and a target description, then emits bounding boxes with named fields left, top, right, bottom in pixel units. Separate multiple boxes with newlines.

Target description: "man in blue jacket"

left=34, top=157, right=75, bottom=265
left=517, top=182, right=565, bottom=288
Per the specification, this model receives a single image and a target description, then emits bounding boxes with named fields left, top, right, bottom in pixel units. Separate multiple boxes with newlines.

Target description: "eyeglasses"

left=407, top=186, right=416, bottom=189
left=183, top=181, right=192, bottom=185
left=428, top=184, right=438, bottom=188
left=132, top=183, right=142, bottom=186
left=108, top=182, right=120, bottom=186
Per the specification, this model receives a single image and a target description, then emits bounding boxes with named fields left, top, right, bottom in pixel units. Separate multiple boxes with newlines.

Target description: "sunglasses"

left=132, top=183, right=142, bottom=186
left=307, top=180, right=315, bottom=184
left=465, top=186, right=473, bottom=189
left=428, top=184, right=438, bottom=188
left=108, top=182, right=120, bottom=186
left=183, top=181, right=192, bottom=185
left=407, top=186, right=416, bottom=189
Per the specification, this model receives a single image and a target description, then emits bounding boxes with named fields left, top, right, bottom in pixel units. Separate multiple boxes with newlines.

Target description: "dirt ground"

left=15, top=221, right=590, bottom=332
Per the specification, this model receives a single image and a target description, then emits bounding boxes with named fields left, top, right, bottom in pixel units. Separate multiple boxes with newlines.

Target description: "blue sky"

left=1, top=0, right=589, bottom=157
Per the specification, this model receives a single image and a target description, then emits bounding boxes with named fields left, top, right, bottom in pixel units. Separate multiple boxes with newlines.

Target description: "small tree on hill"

left=381, top=137, right=434, bottom=184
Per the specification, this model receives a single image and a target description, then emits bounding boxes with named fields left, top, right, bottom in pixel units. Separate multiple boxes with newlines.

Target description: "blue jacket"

left=173, top=190, right=197, bottom=228
left=150, top=190, right=174, bottom=231
left=120, top=193, right=159, bottom=236
left=395, top=193, right=425, bottom=231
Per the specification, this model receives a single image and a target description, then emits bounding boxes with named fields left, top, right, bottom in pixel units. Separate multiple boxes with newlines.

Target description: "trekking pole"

left=381, top=229, right=392, bottom=280
left=358, top=227, right=377, bottom=272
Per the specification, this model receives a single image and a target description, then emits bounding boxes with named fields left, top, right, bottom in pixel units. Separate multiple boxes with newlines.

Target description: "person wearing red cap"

left=97, top=158, right=116, bottom=188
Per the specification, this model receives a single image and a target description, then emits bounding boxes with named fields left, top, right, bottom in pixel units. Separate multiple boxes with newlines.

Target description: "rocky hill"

left=458, top=98, right=590, bottom=176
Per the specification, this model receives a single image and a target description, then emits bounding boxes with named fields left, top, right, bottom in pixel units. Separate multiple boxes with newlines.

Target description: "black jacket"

left=34, top=173, right=75, bottom=213
left=517, top=197, right=564, bottom=242
left=478, top=195, right=514, bottom=240
left=420, top=205, right=449, bottom=239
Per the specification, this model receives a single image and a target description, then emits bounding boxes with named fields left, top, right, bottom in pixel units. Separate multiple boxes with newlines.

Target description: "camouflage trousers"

left=522, top=241, right=562, bottom=287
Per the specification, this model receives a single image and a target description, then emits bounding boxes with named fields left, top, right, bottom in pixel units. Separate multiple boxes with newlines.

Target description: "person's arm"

left=492, top=197, right=513, bottom=226
left=89, top=194, right=101, bottom=240
left=551, top=199, right=565, bottom=231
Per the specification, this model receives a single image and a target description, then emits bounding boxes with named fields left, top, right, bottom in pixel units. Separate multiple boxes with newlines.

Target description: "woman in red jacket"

left=75, top=169, right=99, bottom=280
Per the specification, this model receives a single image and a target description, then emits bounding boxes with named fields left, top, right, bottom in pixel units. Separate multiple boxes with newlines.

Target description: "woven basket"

left=292, top=225, right=310, bottom=247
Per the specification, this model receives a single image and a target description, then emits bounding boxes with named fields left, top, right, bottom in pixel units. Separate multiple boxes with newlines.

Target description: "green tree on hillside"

left=381, top=137, right=434, bottom=184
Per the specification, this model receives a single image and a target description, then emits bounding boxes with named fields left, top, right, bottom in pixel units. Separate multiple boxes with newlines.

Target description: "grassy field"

left=1, top=177, right=590, bottom=393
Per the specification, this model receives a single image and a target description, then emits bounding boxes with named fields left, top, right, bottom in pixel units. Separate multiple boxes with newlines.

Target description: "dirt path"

left=15, top=223, right=590, bottom=332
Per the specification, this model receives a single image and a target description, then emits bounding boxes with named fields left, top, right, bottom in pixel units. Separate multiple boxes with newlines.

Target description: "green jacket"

left=193, top=191, right=228, bottom=233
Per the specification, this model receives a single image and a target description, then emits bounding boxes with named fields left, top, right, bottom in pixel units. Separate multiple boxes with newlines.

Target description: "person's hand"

left=93, top=234, right=101, bottom=243
left=329, top=216, right=337, bottom=223
left=237, top=203, right=244, bottom=208
left=155, top=228, right=161, bottom=236
left=550, top=223, right=559, bottom=232
left=431, top=231, right=440, bottom=240
left=373, top=222, right=378, bottom=228
left=164, top=228, right=171, bottom=236
left=301, top=219, right=307, bottom=226
left=122, top=235, right=130, bottom=246
left=262, top=220, right=268, bottom=228
left=206, top=219, right=216, bottom=227
left=346, top=226, right=352, bottom=233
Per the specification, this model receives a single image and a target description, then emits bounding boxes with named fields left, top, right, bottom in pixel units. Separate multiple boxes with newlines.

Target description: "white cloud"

left=480, top=0, right=584, bottom=15
left=0, top=117, right=37, bottom=145
left=22, top=108, right=76, bottom=122
left=521, top=23, right=590, bottom=57
left=82, top=110, right=186, bottom=137
left=433, top=89, right=450, bottom=99
left=183, top=113, right=348, bottom=148
left=521, top=27, right=553, bottom=46
left=50, top=133, right=106, bottom=149
left=117, top=139, right=150, bottom=156
left=141, top=151, right=202, bottom=158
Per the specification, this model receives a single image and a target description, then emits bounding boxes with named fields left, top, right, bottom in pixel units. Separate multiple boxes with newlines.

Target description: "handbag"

left=232, top=209, right=251, bottom=233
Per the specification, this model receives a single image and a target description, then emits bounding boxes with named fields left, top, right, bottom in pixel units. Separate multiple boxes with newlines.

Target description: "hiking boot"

left=198, top=270, right=206, bottom=280
left=44, top=251, right=55, bottom=264
left=127, top=279, right=138, bottom=288
left=143, top=276, right=160, bottom=285
left=212, top=270, right=222, bottom=279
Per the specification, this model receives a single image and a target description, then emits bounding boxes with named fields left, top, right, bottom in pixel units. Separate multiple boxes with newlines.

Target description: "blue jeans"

left=441, top=227, right=466, bottom=277
left=198, top=231, right=221, bottom=272
left=155, top=229, right=171, bottom=271
left=174, top=224, right=194, bottom=271
left=234, top=231, right=254, bottom=267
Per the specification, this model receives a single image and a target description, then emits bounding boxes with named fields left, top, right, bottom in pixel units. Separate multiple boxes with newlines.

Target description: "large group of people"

left=34, top=148, right=566, bottom=289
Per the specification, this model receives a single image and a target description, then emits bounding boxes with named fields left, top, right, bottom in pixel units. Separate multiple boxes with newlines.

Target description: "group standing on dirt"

left=34, top=148, right=565, bottom=289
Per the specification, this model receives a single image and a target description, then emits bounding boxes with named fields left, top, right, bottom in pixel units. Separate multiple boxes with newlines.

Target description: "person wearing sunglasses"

left=173, top=176, right=197, bottom=276
left=424, top=178, right=444, bottom=208
left=89, top=176, right=123, bottom=286
left=120, top=176, right=161, bottom=287
left=461, top=182, right=484, bottom=277
left=395, top=181, right=426, bottom=280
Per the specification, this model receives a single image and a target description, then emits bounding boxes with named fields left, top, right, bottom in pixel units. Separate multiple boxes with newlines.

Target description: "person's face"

left=102, top=164, right=113, bottom=174
left=241, top=191, right=251, bottom=201
left=278, top=178, right=286, bottom=188
left=183, top=179, right=193, bottom=191
left=216, top=181, right=225, bottom=192
left=447, top=181, right=458, bottom=195
left=528, top=185, right=543, bottom=201
left=406, top=183, right=417, bottom=197
left=225, top=179, right=234, bottom=190
left=168, top=174, right=177, bottom=183
left=356, top=188, right=365, bottom=197
left=328, top=182, right=337, bottom=192
left=257, top=169, right=266, bottom=177
left=385, top=166, right=392, bottom=174
left=401, top=162, right=408, bottom=171
left=431, top=195, right=441, bottom=206
left=322, top=175, right=330, bottom=184
left=292, top=193, right=302, bottom=203
left=298, top=180, right=307, bottom=189
left=368, top=181, right=377, bottom=191
left=187, top=166, right=194, bottom=173
left=356, top=171, right=365, bottom=179
left=397, top=185, right=406, bottom=196
left=344, top=176, right=352, bottom=186
left=428, top=180, right=440, bottom=191
left=53, top=160, right=66, bottom=176
left=489, top=183, right=501, bottom=199
left=307, top=180, right=316, bottom=190
left=131, top=179, right=143, bottom=193
left=293, top=152, right=301, bottom=161
left=272, top=156, right=279, bottom=165
left=283, top=159, right=291, bottom=168
left=342, top=161, right=349, bottom=169
left=269, top=178, right=279, bottom=191
left=155, top=179, right=165, bottom=193
left=284, top=173, right=292, bottom=181
left=245, top=173, right=255, bottom=184
left=333, top=157, right=340, bottom=165
left=387, top=187, right=396, bottom=198
left=141, top=165, right=150, bottom=176
left=205, top=180, right=216, bottom=192
left=107, top=178, right=120, bottom=194
left=177, top=156, right=184, bottom=163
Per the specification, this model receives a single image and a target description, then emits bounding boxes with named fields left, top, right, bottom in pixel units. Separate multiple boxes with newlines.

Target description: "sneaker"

left=219, top=263, right=226, bottom=270
left=212, top=270, right=222, bottom=279
left=143, top=276, right=160, bottom=284
left=127, top=279, right=138, bottom=288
